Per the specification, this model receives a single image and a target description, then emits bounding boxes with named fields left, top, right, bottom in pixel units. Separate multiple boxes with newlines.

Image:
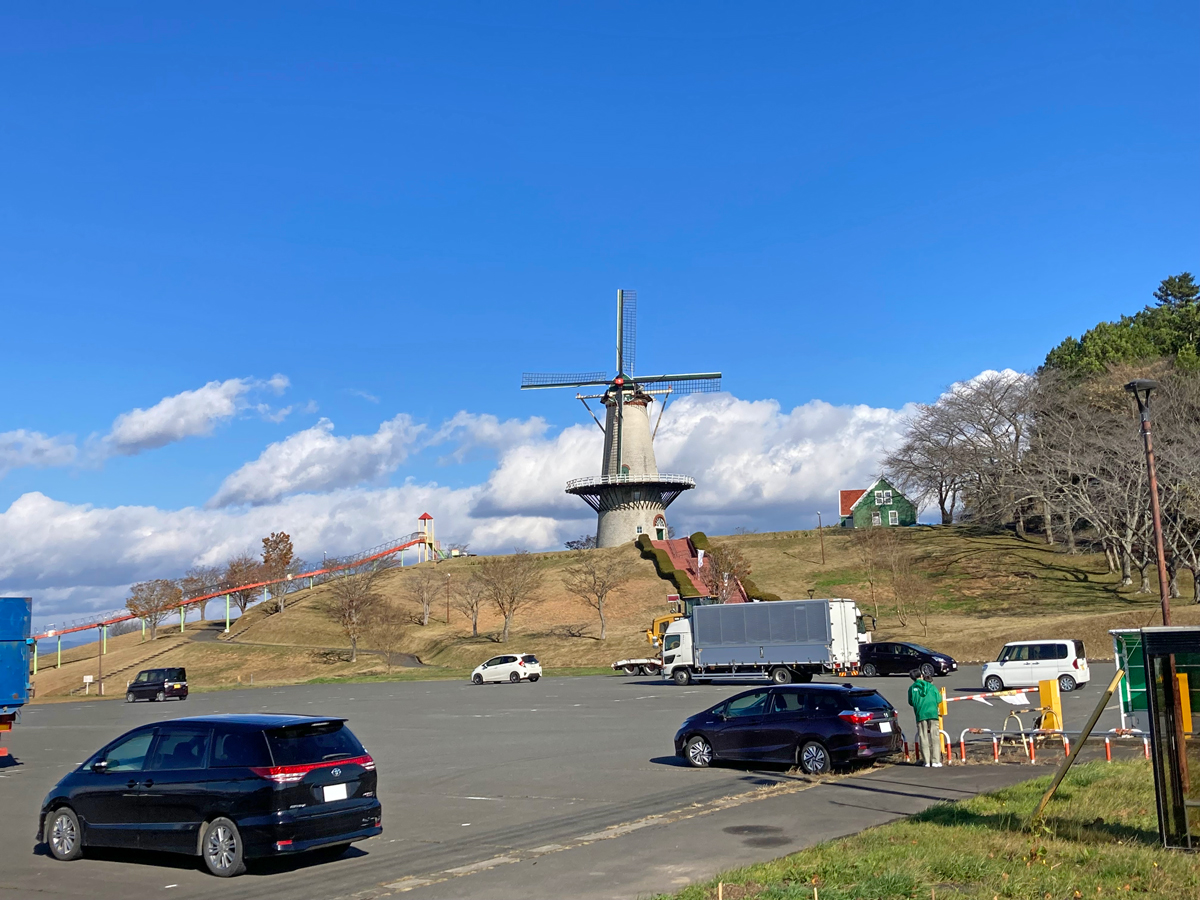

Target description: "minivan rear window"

left=846, top=691, right=892, bottom=711
left=1074, top=640, right=1086, bottom=660
left=521, top=655, right=538, bottom=664
left=266, top=722, right=365, bottom=766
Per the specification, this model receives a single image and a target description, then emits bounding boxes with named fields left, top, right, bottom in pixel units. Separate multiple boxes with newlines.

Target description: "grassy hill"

left=30, top=526, right=1200, bottom=699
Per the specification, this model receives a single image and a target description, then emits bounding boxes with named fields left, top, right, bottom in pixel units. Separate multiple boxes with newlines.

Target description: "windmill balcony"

left=565, top=473, right=696, bottom=491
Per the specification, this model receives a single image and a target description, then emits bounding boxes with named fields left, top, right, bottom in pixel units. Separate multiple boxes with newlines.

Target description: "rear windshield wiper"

left=322, top=752, right=352, bottom=761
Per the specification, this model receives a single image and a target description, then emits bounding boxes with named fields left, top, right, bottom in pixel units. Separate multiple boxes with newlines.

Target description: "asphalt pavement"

left=0, top=664, right=1136, bottom=900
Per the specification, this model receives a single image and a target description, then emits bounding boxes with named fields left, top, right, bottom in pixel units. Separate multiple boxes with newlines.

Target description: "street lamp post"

left=816, top=512, right=825, bottom=565
left=1124, top=380, right=1172, bottom=625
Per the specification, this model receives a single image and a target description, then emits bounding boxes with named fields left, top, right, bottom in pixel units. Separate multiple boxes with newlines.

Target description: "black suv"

left=859, top=642, right=957, bottom=678
left=39, top=715, right=382, bottom=876
left=673, top=684, right=901, bottom=774
left=126, top=667, right=188, bottom=702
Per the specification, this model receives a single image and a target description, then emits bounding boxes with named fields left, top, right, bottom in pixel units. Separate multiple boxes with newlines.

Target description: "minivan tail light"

left=839, top=711, right=872, bottom=725
left=1073, top=658, right=1080, bottom=669
left=250, top=754, right=375, bottom=784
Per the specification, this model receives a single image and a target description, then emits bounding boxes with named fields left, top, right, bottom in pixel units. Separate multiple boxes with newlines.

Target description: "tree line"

left=884, top=273, right=1200, bottom=600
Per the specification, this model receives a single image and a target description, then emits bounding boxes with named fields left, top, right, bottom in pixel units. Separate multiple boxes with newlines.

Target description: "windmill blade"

left=619, top=289, right=636, bottom=375
left=634, top=372, right=722, bottom=395
left=521, top=371, right=611, bottom=389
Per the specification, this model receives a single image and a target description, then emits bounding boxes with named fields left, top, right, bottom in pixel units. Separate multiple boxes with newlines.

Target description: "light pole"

left=816, top=512, right=825, bottom=565
left=1124, top=380, right=1171, bottom=624
left=445, top=574, right=452, bottom=625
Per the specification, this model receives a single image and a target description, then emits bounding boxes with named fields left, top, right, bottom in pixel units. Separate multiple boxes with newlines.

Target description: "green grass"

left=655, top=761, right=1196, bottom=900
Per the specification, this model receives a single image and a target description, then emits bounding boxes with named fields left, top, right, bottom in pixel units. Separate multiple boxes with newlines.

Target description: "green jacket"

left=908, top=679, right=941, bottom=722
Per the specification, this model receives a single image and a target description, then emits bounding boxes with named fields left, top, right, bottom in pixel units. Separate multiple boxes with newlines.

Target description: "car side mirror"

left=91, top=759, right=109, bottom=773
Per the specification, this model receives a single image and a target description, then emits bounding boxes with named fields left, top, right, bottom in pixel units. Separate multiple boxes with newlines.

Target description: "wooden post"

left=225, top=594, right=231, bottom=633
left=57, top=634, right=61, bottom=669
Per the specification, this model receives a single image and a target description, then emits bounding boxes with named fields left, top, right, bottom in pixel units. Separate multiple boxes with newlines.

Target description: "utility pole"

left=816, top=512, right=825, bottom=565
left=97, top=625, right=103, bottom=695
left=446, top=574, right=452, bottom=624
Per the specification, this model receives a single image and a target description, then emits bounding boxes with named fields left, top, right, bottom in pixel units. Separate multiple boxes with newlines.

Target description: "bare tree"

left=699, top=543, right=752, bottom=604
left=849, top=528, right=883, bottom=621
left=564, top=534, right=597, bottom=550
left=884, top=402, right=965, bottom=524
left=181, top=565, right=222, bottom=621
left=327, top=559, right=393, bottom=662
left=452, top=576, right=487, bottom=637
left=262, top=531, right=295, bottom=615
left=126, top=579, right=182, bottom=641
left=470, top=551, right=545, bottom=643
left=562, top=550, right=633, bottom=640
left=224, top=552, right=263, bottom=614
left=403, top=566, right=442, bottom=627
left=368, top=599, right=407, bottom=671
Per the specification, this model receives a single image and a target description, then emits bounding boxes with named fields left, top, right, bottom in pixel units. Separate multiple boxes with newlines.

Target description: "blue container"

left=0, top=597, right=32, bottom=709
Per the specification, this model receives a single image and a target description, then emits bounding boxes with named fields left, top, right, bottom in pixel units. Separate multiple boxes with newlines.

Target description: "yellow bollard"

left=1038, top=679, right=1063, bottom=731
left=939, top=686, right=949, bottom=756
left=1178, top=674, right=1193, bottom=735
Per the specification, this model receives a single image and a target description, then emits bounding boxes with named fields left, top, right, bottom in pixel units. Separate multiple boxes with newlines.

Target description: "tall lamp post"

left=1124, top=380, right=1172, bottom=625
left=1125, top=379, right=1188, bottom=789
left=816, top=512, right=825, bottom=565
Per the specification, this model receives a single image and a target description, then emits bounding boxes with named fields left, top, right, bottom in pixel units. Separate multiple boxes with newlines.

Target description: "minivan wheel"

left=798, top=741, right=831, bottom=775
left=155, top=690, right=165, bottom=702
left=202, top=818, right=246, bottom=877
left=472, top=673, right=484, bottom=685
left=770, top=667, right=791, bottom=685
left=673, top=668, right=692, bottom=686
left=984, top=675, right=1004, bottom=693
left=509, top=671, right=521, bottom=683
left=919, top=663, right=936, bottom=679
left=685, top=735, right=713, bottom=768
left=529, top=674, right=540, bottom=682
left=1058, top=674, right=1078, bottom=693
left=125, top=692, right=135, bottom=703
left=861, top=663, right=878, bottom=677
left=46, top=807, right=83, bottom=861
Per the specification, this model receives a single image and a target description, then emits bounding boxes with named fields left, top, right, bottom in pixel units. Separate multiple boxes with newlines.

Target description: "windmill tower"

left=521, top=289, right=721, bottom=547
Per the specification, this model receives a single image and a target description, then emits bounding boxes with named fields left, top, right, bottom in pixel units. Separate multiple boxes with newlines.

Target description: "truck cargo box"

left=1, top=597, right=32, bottom=710
left=693, top=600, right=833, bottom=668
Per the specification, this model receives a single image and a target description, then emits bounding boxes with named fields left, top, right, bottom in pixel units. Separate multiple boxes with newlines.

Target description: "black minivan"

left=859, top=642, right=957, bottom=678
left=126, top=667, right=188, bottom=702
left=39, top=715, right=382, bottom=876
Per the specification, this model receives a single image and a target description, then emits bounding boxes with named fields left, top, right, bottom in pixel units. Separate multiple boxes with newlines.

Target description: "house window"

left=883, top=490, right=893, bottom=505
left=888, top=510, right=899, bottom=526
left=871, top=512, right=881, bottom=527
left=875, top=490, right=884, bottom=505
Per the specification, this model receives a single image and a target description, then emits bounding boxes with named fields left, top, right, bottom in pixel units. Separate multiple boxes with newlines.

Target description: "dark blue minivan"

left=38, top=714, right=381, bottom=876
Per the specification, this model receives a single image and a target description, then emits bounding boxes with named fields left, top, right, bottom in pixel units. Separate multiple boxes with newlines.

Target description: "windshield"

left=265, top=722, right=365, bottom=766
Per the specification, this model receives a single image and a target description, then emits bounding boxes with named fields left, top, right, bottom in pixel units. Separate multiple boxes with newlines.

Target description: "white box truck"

left=660, top=598, right=871, bottom=685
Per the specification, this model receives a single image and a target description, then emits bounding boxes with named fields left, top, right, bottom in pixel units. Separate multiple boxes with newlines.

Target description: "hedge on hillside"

left=741, top=576, right=783, bottom=602
left=689, top=531, right=711, bottom=551
left=636, top=534, right=702, bottom=598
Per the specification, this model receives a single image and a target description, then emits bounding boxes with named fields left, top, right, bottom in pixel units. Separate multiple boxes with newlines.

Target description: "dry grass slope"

left=31, top=526, right=1200, bottom=698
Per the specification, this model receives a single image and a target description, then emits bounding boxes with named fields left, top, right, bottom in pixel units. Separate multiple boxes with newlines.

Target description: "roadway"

left=0, top=664, right=1135, bottom=900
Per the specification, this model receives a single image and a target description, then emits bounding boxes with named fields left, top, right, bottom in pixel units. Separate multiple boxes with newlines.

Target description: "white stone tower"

left=521, top=289, right=720, bottom=547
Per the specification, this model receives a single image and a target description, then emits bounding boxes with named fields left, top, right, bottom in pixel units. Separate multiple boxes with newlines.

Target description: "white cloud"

left=0, top=430, right=77, bottom=478
left=429, top=412, right=552, bottom=464
left=99, top=376, right=292, bottom=457
left=209, top=415, right=426, bottom=507
left=6, top=385, right=929, bottom=626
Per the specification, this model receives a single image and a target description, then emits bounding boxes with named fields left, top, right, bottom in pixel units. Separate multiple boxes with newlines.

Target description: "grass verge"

left=656, top=761, right=1196, bottom=900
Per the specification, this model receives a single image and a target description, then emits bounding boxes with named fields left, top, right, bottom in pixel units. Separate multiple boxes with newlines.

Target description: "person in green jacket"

left=908, top=669, right=942, bottom=767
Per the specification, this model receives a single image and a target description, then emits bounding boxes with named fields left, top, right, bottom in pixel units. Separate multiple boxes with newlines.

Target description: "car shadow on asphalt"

left=30, top=843, right=368, bottom=876
left=0, top=754, right=21, bottom=769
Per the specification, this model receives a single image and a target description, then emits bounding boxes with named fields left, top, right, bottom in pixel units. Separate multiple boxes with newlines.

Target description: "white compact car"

left=471, top=653, right=542, bottom=684
left=982, top=639, right=1089, bottom=693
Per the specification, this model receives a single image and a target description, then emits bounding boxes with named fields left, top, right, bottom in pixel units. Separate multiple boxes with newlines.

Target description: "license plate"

left=878, top=721, right=892, bottom=733
left=323, top=783, right=348, bottom=802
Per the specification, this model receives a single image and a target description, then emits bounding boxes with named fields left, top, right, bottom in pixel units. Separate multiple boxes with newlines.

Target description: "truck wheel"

left=685, top=735, right=713, bottom=768
left=798, top=741, right=831, bottom=775
left=673, top=668, right=692, bottom=686
left=623, top=665, right=639, bottom=675
left=861, top=663, right=877, bottom=677
left=46, top=807, right=83, bottom=861
left=643, top=664, right=660, bottom=676
left=770, top=667, right=791, bottom=685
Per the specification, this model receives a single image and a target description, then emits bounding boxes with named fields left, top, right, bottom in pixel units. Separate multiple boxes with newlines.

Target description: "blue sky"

left=1, top=3, right=1197, bottom=624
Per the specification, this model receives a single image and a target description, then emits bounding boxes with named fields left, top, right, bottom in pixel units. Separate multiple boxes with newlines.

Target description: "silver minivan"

left=981, top=640, right=1089, bottom=693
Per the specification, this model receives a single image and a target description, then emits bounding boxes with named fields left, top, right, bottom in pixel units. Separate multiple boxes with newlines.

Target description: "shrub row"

left=635, top=534, right=702, bottom=598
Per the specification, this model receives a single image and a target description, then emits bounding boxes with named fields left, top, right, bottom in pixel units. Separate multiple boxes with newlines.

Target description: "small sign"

left=82, top=675, right=94, bottom=684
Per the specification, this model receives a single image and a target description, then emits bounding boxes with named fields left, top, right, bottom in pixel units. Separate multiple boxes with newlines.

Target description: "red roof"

left=418, top=512, right=433, bottom=521
left=839, top=489, right=867, bottom=517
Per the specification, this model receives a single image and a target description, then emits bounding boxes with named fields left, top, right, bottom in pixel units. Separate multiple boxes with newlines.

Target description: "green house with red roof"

left=838, top=476, right=917, bottom=528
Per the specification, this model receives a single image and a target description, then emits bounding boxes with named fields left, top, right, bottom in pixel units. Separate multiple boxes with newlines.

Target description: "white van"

left=981, top=640, right=1089, bottom=693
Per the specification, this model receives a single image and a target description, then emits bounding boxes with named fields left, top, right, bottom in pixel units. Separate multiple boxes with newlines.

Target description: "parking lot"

left=0, top=665, right=1130, bottom=900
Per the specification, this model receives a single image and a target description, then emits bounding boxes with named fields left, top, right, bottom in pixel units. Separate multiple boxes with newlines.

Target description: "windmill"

left=521, top=289, right=721, bottom=547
